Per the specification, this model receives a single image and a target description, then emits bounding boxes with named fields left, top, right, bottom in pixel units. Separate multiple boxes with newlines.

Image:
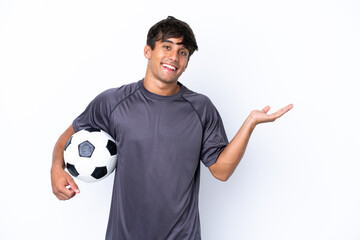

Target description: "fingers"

left=53, top=186, right=75, bottom=200
left=67, top=177, right=80, bottom=194
left=262, top=106, right=271, bottom=113
left=53, top=186, right=74, bottom=200
left=250, top=104, right=293, bottom=125
left=51, top=170, right=80, bottom=201
left=256, top=104, right=293, bottom=123
left=60, top=177, right=80, bottom=200
left=54, top=184, right=78, bottom=200
left=56, top=190, right=73, bottom=201
left=273, top=104, right=293, bottom=118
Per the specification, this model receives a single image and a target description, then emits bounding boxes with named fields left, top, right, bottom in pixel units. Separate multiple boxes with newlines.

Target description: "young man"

left=51, top=16, right=292, bottom=239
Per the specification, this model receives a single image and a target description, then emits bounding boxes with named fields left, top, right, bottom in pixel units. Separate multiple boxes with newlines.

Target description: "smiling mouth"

left=162, top=63, right=178, bottom=71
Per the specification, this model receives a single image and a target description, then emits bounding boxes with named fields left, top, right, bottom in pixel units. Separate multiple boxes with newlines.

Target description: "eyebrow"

left=161, top=39, right=189, bottom=53
left=162, top=39, right=185, bottom=46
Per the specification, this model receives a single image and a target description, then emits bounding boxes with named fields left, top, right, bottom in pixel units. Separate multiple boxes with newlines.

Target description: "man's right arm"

left=51, top=124, right=80, bottom=200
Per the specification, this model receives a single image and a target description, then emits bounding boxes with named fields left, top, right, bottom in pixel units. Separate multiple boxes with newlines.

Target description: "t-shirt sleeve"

left=200, top=101, right=229, bottom=167
left=72, top=89, right=114, bottom=137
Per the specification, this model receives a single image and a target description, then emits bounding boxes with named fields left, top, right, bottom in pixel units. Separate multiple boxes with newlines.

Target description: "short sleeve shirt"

left=73, top=79, right=228, bottom=240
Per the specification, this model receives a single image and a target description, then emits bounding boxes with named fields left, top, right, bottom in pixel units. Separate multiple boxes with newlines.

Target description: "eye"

left=180, top=50, right=188, bottom=57
left=163, top=45, right=171, bottom=50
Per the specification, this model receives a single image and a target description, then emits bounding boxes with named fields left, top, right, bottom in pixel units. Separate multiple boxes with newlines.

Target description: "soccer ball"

left=63, top=128, right=117, bottom=183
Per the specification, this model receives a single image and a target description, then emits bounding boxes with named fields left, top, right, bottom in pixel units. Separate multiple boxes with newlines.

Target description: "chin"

left=159, top=77, right=179, bottom=84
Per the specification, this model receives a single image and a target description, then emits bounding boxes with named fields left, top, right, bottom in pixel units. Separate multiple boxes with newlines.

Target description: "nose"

left=168, top=50, right=179, bottom=62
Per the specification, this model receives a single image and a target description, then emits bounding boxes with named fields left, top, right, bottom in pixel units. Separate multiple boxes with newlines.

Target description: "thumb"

left=262, top=106, right=270, bottom=113
left=67, top=177, right=80, bottom=194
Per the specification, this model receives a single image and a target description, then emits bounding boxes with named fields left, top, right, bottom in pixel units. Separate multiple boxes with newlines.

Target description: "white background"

left=1, top=0, right=359, bottom=239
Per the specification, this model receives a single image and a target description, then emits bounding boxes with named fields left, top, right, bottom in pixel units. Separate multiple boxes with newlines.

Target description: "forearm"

left=209, top=104, right=293, bottom=181
left=51, top=124, right=80, bottom=200
left=210, top=115, right=256, bottom=181
left=51, top=125, right=75, bottom=171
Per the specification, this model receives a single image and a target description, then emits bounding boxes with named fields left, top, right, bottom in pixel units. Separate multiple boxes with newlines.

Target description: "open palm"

left=250, top=104, right=293, bottom=125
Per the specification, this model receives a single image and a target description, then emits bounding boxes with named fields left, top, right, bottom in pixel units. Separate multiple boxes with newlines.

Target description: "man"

left=51, top=16, right=293, bottom=239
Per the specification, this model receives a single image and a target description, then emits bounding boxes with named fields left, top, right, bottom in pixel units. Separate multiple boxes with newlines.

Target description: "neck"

left=143, top=77, right=181, bottom=96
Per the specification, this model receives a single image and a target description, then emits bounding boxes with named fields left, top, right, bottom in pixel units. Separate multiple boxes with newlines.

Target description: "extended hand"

left=249, top=104, right=293, bottom=125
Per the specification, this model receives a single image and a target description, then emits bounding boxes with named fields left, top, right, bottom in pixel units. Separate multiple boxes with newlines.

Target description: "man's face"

left=144, top=37, right=189, bottom=84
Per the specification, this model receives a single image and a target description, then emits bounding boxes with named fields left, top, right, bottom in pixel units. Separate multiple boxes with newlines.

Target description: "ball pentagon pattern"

left=63, top=128, right=117, bottom=183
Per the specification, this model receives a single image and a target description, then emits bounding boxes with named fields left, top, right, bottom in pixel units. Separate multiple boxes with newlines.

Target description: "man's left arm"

left=209, top=104, right=293, bottom=181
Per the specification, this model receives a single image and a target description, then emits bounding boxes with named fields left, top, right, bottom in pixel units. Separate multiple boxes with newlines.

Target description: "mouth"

left=161, top=63, right=178, bottom=72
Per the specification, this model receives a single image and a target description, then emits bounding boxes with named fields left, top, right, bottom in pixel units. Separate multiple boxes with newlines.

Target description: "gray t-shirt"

left=73, top=79, right=228, bottom=240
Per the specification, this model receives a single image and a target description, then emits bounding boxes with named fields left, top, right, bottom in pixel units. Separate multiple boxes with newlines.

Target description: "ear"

left=144, top=45, right=152, bottom=60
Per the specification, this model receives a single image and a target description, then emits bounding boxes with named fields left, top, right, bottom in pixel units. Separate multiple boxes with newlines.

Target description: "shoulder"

left=182, top=87, right=220, bottom=126
left=93, top=80, right=140, bottom=107
left=182, top=88, right=216, bottom=112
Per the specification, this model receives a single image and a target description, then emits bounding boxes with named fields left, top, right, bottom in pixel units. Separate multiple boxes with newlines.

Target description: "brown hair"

left=146, top=16, right=198, bottom=58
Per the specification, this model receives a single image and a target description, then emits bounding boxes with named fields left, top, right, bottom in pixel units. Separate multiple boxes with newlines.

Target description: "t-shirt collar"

left=138, top=79, right=186, bottom=101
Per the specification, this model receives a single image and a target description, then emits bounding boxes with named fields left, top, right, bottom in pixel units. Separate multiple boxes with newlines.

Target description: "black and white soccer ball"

left=63, top=128, right=117, bottom=183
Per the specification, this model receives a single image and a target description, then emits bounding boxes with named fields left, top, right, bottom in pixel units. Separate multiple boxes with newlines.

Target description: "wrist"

left=51, top=162, right=65, bottom=173
left=245, top=113, right=257, bottom=131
